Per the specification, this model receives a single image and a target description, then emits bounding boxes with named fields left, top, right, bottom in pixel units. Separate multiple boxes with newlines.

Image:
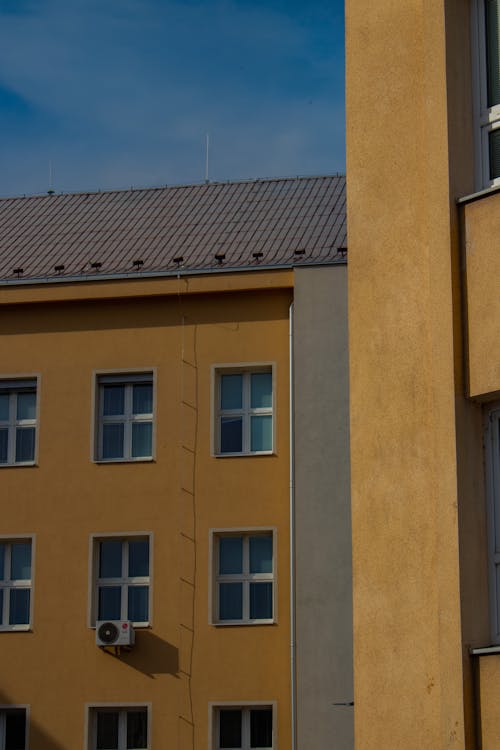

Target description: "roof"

left=0, top=175, right=346, bottom=285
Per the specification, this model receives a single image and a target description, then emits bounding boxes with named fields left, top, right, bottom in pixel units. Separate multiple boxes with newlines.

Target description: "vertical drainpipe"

left=289, top=301, right=297, bottom=750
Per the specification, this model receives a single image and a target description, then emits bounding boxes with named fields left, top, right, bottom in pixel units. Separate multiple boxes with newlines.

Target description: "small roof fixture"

left=173, top=256, right=184, bottom=265
left=13, top=268, right=23, bottom=277
left=293, top=249, right=305, bottom=257
left=90, top=261, right=102, bottom=271
left=338, top=246, right=347, bottom=258
left=252, top=252, right=263, bottom=261
left=214, top=253, right=225, bottom=264
left=132, top=259, right=144, bottom=269
left=54, top=264, right=65, bottom=273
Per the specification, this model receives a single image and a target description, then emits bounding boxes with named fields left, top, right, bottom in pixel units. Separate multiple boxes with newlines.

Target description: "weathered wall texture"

left=294, top=265, right=353, bottom=749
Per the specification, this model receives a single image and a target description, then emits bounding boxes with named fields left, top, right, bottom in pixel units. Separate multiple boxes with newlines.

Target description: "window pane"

left=131, top=422, right=152, bottom=458
left=15, top=427, right=35, bottom=462
left=486, top=0, right=500, bottom=107
left=133, top=384, right=152, bottom=415
left=249, top=536, right=273, bottom=574
left=250, top=708, right=273, bottom=748
left=0, top=393, right=9, bottom=421
left=98, top=586, right=121, bottom=620
left=219, top=709, right=242, bottom=748
left=0, top=429, right=8, bottom=463
left=128, top=586, right=149, bottom=622
left=5, top=709, right=26, bottom=750
left=100, top=541, right=122, bottom=578
left=219, top=582, right=243, bottom=620
left=102, top=423, right=124, bottom=459
left=0, top=589, right=3, bottom=623
left=0, top=544, right=4, bottom=580
left=16, top=391, right=36, bottom=421
left=490, top=128, right=500, bottom=180
left=9, top=589, right=30, bottom=625
left=220, top=374, right=242, bottom=410
left=250, top=415, right=272, bottom=452
left=129, top=540, right=149, bottom=577
left=103, top=385, right=125, bottom=416
left=219, top=537, right=243, bottom=574
left=220, top=417, right=242, bottom=453
left=127, top=710, right=148, bottom=749
left=11, top=543, right=31, bottom=580
left=250, top=582, right=273, bottom=620
left=251, top=372, right=272, bottom=408
left=96, top=711, right=119, bottom=750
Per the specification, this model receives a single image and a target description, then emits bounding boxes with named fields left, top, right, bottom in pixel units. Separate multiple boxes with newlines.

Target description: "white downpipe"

left=289, top=301, right=297, bottom=750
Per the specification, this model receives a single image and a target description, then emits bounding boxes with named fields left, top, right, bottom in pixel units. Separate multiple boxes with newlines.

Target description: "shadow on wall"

left=114, top=630, right=179, bottom=678
left=0, top=688, right=66, bottom=750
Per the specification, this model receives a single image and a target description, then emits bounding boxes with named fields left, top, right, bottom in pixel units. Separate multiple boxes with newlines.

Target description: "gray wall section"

left=293, top=264, right=353, bottom=749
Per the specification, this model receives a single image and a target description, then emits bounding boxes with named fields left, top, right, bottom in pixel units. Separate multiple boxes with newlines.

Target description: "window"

left=214, top=706, right=273, bottom=750
left=0, top=708, right=27, bottom=750
left=215, top=368, right=273, bottom=455
left=96, top=374, right=153, bottom=462
left=0, top=380, right=37, bottom=466
left=0, top=541, right=32, bottom=630
left=89, top=707, right=148, bottom=750
left=485, top=406, right=500, bottom=641
left=475, top=0, right=500, bottom=185
left=92, top=537, right=150, bottom=626
left=212, top=532, right=274, bottom=624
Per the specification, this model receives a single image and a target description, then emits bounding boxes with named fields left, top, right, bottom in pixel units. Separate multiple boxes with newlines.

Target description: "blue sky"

left=0, top=0, right=345, bottom=196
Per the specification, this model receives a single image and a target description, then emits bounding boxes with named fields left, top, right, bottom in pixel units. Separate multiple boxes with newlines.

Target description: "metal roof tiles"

left=0, top=175, right=346, bottom=284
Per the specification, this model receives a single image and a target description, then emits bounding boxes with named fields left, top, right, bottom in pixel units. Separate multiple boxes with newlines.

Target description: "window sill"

left=0, top=625, right=32, bottom=632
left=212, top=620, right=275, bottom=627
left=93, top=457, right=154, bottom=465
left=214, top=451, right=275, bottom=459
left=90, top=623, right=151, bottom=629
left=470, top=644, right=500, bottom=656
left=0, top=462, right=37, bottom=469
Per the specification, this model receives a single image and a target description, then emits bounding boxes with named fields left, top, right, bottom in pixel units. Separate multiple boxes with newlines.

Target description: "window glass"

left=102, top=424, right=124, bottom=459
left=219, top=582, right=243, bottom=620
left=5, top=709, right=26, bottom=750
left=220, top=374, right=243, bottom=410
left=219, top=537, right=243, bottom=574
left=100, top=541, right=122, bottom=578
left=16, top=392, right=36, bottom=421
left=97, top=711, right=119, bottom=750
left=251, top=372, right=272, bottom=409
left=0, top=545, right=4, bottom=580
left=103, top=386, right=125, bottom=416
left=250, top=415, right=272, bottom=452
left=0, top=430, right=8, bottom=463
left=99, top=586, right=121, bottom=621
left=0, top=394, right=9, bottom=421
left=128, top=540, right=149, bottom=577
left=250, top=708, right=272, bottom=748
left=250, top=582, right=273, bottom=620
left=249, top=536, right=272, bottom=574
left=490, top=128, right=500, bottom=179
left=220, top=417, right=243, bottom=453
left=128, top=586, right=149, bottom=622
left=15, top=428, right=35, bottom=463
left=126, top=710, right=147, bottom=749
left=9, top=589, right=30, bottom=625
left=133, top=384, right=152, bottom=415
left=487, top=0, right=500, bottom=107
left=131, top=423, right=152, bottom=458
left=11, top=543, right=31, bottom=580
left=219, top=710, right=242, bottom=749
left=0, top=590, right=3, bottom=621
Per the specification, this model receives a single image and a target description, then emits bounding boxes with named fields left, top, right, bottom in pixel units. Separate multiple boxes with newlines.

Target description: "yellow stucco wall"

left=345, top=0, right=474, bottom=746
left=463, top=191, right=500, bottom=398
left=478, top=656, right=500, bottom=748
left=0, top=280, right=292, bottom=748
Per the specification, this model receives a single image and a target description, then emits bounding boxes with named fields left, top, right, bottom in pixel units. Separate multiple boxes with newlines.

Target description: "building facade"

left=346, top=1, right=500, bottom=748
left=0, top=176, right=352, bottom=749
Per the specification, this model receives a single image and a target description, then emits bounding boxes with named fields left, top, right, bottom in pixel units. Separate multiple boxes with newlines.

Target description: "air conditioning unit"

left=96, top=620, right=135, bottom=647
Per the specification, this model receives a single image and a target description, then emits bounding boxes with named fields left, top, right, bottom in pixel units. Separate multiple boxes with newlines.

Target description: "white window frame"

left=0, top=536, right=34, bottom=632
left=0, top=705, right=29, bottom=750
left=209, top=528, right=276, bottom=626
left=472, top=0, right=500, bottom=188
left=85, top=703, right=150, bottom=750
left=89, top=533, right=153, bottom=628
left=0, top=378, right=38, bottom=467
left=209, top=702, right=276, bottom=750
left=212, top=365, right=275, bottom=457
left=94, top=371, right=155, bottom=463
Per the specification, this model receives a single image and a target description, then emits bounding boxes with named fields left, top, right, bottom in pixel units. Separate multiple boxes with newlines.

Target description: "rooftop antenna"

left=48, top=161, right=55, bottom=195
left=205, top=133, right=209, bottom=184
